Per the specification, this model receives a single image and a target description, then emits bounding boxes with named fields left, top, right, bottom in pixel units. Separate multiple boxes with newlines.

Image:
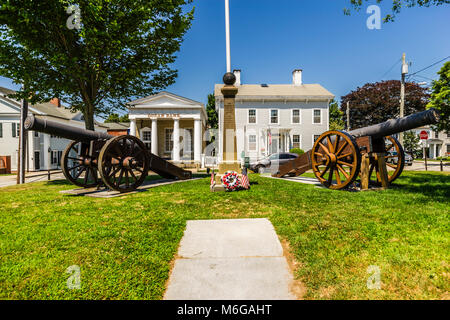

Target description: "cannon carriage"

left=24, top=116, right=192, bottom=192
left=273, top=109, right=440, bottom=190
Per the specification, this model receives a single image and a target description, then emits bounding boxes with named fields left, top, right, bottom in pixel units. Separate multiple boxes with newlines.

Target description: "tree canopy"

left=344, top=0, right=449, bottom=22
left=206, top=93, right=218, bottom=129
left=328, top=99, right=345, bottom=131
left=341, top=80, right=429, bottom=129
left=104, top=113, right=129, bottom=123
left=0, top=0, right=194, bottom=129
left=427, top=61, right=450, bottom=132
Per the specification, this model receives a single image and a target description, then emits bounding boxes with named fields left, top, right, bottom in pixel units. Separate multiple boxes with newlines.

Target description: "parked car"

left=386, top=151, right=413, bottom=166
left=250, top=153, right=299, bottom=174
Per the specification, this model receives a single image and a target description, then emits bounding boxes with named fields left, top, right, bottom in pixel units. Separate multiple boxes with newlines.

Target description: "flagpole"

left=225, top=0, right=231, bottom=73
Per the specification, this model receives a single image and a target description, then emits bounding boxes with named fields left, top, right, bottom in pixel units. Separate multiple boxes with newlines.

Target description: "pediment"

left=128, top=91, right=203, bottom=109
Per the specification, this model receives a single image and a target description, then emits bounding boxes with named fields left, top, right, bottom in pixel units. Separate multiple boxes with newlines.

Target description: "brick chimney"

left=50, top=98, right=61, bottom=108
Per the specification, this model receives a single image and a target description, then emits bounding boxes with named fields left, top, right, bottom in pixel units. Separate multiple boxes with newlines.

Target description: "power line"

left=407, top=55, right=450, bottom=77
left=380, top=58, right=402, bottom=79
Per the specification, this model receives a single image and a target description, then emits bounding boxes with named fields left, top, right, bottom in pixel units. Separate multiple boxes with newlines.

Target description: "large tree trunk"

left=84, top=102, right=95, bottom=131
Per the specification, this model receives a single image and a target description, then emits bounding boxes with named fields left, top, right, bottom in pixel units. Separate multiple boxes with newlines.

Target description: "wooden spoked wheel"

left=61, top=141, right=99, bottom=188
left=98, top=135, right=149, bottom=193
left=368, top=135, right=405, bottom=185
left=312, top=130, right=361, bottom=190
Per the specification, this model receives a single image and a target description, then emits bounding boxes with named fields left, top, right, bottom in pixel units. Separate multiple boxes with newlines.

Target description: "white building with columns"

left=127, top=92, right=207, bottom=166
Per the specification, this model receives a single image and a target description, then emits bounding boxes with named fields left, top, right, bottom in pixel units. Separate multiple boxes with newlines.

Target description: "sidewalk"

left=0, top=171, right=64, bottom=188
left=164, top=218, right=297, bottom=300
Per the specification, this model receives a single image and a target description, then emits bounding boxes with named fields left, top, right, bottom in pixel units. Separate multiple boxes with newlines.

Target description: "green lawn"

left=0, top=171, right=448, bottom=300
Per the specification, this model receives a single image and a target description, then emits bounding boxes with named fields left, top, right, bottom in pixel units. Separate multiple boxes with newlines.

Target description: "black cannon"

left=274, top=108, right=440, bottom=190
left=24, top=116, right=192, bottom=192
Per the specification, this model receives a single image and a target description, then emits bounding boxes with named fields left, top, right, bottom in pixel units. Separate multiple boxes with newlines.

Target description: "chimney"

left=233, top=69, right=241, bottom=86
left=50, top=97, right=61, bottom=108
left=292, top=69, right=302, bottom=86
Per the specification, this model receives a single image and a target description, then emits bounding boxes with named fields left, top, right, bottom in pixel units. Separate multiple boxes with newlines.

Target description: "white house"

left=127, top=91, right=207, bottom=167
left=0, top=86, right=108, bottom=171
left=410, top=126, right=450, bottom=158
left=214, top=69, right=335, bottom=162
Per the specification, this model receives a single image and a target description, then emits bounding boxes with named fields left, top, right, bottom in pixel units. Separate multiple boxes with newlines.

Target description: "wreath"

left=221, top=171, right=240, bottom=190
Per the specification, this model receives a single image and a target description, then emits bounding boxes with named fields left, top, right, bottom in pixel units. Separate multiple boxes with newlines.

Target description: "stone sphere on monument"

left=223, top=72, right=236, bottom=85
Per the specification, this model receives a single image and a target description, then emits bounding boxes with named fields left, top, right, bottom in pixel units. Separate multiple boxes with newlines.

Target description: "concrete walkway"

left=164, top=218, right=296, bottom=300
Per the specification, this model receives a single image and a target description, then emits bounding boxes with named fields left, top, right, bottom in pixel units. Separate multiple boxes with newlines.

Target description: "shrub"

left=290, top=148, right=305, bottom=156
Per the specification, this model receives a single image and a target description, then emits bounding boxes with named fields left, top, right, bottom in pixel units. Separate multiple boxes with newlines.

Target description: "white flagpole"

left=225, top=0, right=231, bottom=73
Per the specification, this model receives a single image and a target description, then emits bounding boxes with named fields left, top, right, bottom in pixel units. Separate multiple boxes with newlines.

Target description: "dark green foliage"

left=0, top=0, right=194, bottom=129
left=427, top=61, right=450, bottom=132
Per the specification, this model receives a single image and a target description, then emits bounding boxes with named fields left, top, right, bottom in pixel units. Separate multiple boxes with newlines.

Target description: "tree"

left=206, top=93, right=218, bottom=129
left=341, top=80, right=429, bottom=129
left=403, top=130, right=421, bottom=157
left=0, top=0, right=194, bottom=130
left=328, top=99, right=345, bottom=130
left=104, top=113, right=129, bottom=123
left=427, top=61, right=450, bottom=132
left=344, top=0, right=449, bottom=22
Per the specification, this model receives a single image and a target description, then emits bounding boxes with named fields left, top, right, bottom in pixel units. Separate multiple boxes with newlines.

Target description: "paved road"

left=0, top=171, right=65, bottom=189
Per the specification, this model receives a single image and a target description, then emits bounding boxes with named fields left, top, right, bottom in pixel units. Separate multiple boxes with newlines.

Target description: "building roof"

left=214, top=84, right=334, bottom=101
left=0, top=86, right=81, bottom=120
left=101, top=122, right=130, bottom=130
left=128, top=91, right=204, bottom=107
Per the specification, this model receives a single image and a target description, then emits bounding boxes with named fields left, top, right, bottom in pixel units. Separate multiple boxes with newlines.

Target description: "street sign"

left=419, top=130, right=428, bottom=140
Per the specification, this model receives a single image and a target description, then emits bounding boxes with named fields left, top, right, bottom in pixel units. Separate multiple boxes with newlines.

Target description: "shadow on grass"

left=390, top=173, right=450, bottom=202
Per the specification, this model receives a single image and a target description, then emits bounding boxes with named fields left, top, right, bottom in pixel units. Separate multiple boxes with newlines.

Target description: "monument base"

left=211, top=162, right=244, bottom=192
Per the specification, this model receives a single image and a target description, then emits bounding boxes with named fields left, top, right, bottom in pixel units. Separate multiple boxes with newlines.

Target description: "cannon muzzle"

left=24, top=115, right=112, bottom=143
left=349, top=108, right=440, bottom=139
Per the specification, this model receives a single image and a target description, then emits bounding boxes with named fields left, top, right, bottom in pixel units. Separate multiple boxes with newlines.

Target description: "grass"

left=0, top=171, right=448, bottom=300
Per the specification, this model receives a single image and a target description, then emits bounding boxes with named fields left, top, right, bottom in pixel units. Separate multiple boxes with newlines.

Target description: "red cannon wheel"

left=368, top=135, right=405, bottom=185
left=311, top=130, right=361, bottom=190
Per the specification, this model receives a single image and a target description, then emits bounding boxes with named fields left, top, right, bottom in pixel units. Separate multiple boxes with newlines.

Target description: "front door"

left=34, top=152, right=40, bottom=170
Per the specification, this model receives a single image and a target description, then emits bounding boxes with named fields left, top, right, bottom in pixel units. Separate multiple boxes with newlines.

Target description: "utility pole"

left=17, top=93, right=28, bottom=184
left=399, top=53, right=408, bottom=145
left=346, top=101, right=350, bottom=131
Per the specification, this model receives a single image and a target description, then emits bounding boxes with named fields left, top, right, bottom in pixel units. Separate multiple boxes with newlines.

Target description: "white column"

left=173, top=118, right=180, bottom=162
left=130, top=118, right=137, bottom=136
left=43, top=133, right=51, bottom=170
left=194, top=119, right=202, bottom=163
left=151, top=118, right=158, bottom=156
left=27, top=130, right=34, bottom=171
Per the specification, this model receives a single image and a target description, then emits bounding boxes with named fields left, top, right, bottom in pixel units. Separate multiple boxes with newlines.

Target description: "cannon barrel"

left=349, top=108, right=439, bottom=139
left=24, top=115, right=113, bottom=143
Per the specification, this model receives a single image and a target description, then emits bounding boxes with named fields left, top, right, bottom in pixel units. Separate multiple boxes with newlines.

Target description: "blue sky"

left=1, top=0, right=449, bottom=112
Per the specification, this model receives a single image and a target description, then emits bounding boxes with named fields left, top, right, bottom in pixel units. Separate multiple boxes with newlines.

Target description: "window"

left=248, top=135, right=256, bottom=151
left=248, top=109, right=256, bottom=124
left=270, top=110, right=278, bottom=124
left=12, top=123, right=19, bottom=137
left=51, top=151, right=62, bottom=165
left=293, top=135, right=301, bottom=149
left=35, top=131, right=39, bottom=138
left=447, top=144, right=450, bottom=154
left=0, top=123, right=2, bottom=138
left=313, top=135, right=320, bottom=142
left=269, top=153, right=279, bottom=160
left=184, top=128, right=193, bottom=153
left=434, top=131, right=439, bottom=139
left=292, top=110, right=300, bottom=124
left=142, top=130, right=151, bottom=150
left=313, top=110, right=321, bottom=124
left=165, top=128, right=173, bottom=152
left=447, top=131, right=450, bottom=138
